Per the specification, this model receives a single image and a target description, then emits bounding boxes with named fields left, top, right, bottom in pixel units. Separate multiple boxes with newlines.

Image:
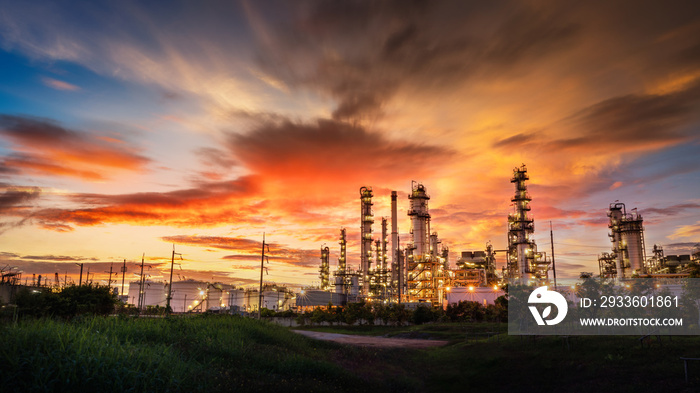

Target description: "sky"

left=1, top=0, right=699, bottom=290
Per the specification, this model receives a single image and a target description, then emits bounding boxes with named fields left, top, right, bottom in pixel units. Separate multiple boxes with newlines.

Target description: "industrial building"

left=123, top=279, right=297, bottom=313
left=296, top=289, right=347, bottom=310
left=598, top=202, right=646, bottom=278
left=598, top=204, right=700, bottom=278
left=453, top=244, right=498, bottom=287
left=314, top=165, right=555, bottom=308
left=310, top=162, right=697, bottom=308
left=234, top=284, right=295, bottom=313
left=504, top=165, right=550, bottom=282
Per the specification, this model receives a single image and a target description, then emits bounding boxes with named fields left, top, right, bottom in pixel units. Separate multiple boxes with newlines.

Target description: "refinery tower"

left=506, top=165, right=549, bottom=282
left=598, top=202, right=646, bottom=278
left=406, top=182, right=448, bottom=305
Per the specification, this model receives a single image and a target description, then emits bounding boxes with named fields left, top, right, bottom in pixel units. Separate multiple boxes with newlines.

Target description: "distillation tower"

left=360, top=187, right=374, bottom=296
left=319, top=246, right=330, bottom=291
left=406, top=182, right=447, bottom=305
left=333, top=228, right=358, bottom=295
left=376, top=218, right=389, bottom=298
left=598, top=202, right=645, bottom=278
left=506, top=165, right=549, bottom=282
left=390, top=191, right=399, bottom=294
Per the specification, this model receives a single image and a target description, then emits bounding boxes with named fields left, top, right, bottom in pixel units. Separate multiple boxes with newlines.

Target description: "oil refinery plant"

left=311, top=165, right=555, bottom=307
left=117, top=163, right=697, bottom=312
left=598, top=203, right=699, bottom=278
left=311, top=164, right=699, bottom=308
left=3, top=164, right=698, bottom=312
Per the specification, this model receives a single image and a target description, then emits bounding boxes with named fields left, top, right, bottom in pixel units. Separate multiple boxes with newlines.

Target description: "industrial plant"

left=307, top=164, right=551, bottom=308
left=2, top=164, right=699, bottom=312
left=307, top=164, right=699, bottom=309
left=598, top=203, right=699, bottom=278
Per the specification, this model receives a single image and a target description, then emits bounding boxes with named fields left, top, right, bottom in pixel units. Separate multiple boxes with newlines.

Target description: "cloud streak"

left=41, top=77, right=80, bottom=91
left=0, top=115, right=150, bottom=180
left=162, top=235, right=321, bottom=269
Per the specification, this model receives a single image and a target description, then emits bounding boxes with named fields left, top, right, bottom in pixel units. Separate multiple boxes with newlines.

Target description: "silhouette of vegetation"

left=286, top=299, right=506, bottom=327
left=14, top=284, right=118, bottom=319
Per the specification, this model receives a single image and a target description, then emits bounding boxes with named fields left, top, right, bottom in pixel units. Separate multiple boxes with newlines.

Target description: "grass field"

left=2, top=315, right=700, bottom=392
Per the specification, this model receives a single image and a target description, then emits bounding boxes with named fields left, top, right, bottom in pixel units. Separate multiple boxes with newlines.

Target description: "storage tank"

left=127, top=280, right=167, bottom=309
left=228, top=288, right=247, bottom=311
left=206, top=283, right=234, bottom=310
left=168, top=280, right=209, bottom=313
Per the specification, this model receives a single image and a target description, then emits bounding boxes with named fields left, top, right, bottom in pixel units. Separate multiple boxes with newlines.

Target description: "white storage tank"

left=168, top=280, right=209, bottom=313
left=228, top=288, right=247, bottom=311
left=127, top=280, right=167, bottom=309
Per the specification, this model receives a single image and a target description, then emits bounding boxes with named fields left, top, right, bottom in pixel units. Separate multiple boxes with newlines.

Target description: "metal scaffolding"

left=506, top=165, right=549, bottom=282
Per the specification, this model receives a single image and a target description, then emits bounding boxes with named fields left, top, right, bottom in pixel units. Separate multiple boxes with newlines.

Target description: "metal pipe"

left=360, top=187, right=373, bottom=296
left=550, top=221, right=557, bottom=289
left=391, top=191, right=398, bottom=296
left=258, top=233, right=267, bottom=319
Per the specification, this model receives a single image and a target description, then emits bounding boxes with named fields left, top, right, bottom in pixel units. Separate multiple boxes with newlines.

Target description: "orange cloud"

left=24, top=176, right=262, bottom=229
left=0, top=115, right=150, bottom=180
left=162, top=235, right=321, bottom=269
left=669, top=222, right=700, bottom=240
left=2, top=156, right=105, bottom=181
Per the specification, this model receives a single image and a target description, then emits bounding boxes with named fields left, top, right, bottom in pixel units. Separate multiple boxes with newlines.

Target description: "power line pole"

left=138, top=253, right=145, bottom=311
left=257, top=233, right=269, bottom=319
left=106, top=263, right=114, bottom=289
left=120, top=259, right=127, bottom=297
left=550, top=221, right=557, bottom=290
left=75, top=263, right=83, bottom=285
left=166, top=245, right=182, bottom=314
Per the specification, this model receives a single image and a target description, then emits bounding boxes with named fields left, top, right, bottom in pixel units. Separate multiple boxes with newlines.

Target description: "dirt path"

left=293, top=330, right=449, bottom=348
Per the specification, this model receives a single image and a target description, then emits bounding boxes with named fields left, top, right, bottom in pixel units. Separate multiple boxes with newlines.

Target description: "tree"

left=373, top=303, right=391, bottom=325
left=413, top=305, right=434, bottom=325
left=387, top=303, right=411, bottom=326
left=15, top=284, right=119, bottom=318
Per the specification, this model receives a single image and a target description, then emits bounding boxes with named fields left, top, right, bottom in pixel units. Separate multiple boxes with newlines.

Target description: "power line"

left=554, top=242, right=610, bottom=248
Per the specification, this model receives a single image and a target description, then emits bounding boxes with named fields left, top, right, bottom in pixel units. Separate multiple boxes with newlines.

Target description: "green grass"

left=0, top=315, right=414, bottom=393
left=296, top=323, right=700, bottom=392
left=3, top=316, right=700, bottom=392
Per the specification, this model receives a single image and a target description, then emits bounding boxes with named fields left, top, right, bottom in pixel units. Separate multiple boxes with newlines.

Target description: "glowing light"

left=469, top=286, right=474, bottom=291
left=493, top=285, right=498, bottom=290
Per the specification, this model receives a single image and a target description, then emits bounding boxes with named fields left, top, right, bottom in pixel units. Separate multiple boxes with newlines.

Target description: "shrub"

left=14, top=284, right=119, bottom=319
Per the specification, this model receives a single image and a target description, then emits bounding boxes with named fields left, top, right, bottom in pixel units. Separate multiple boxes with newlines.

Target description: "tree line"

left=264, top=297, right=508, bottom=326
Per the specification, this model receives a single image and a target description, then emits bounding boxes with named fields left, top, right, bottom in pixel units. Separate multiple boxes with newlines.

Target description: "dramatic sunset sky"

left=1, top=0, right=699, bottom=290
